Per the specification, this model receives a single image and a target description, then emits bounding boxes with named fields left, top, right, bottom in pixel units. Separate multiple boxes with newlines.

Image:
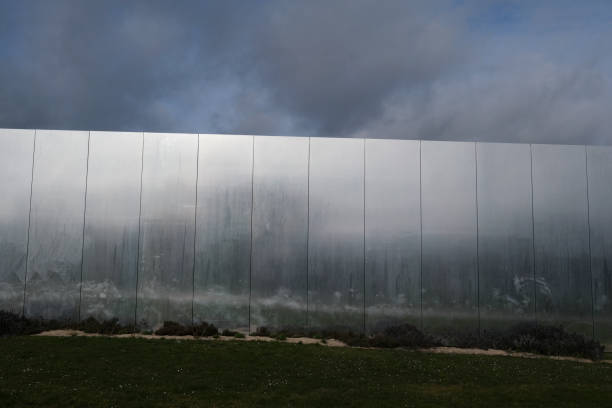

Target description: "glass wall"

left=365, top=139, right=421, bottom=332
left=421, top=141, right=478, bottom=334
left=477, top=142, right=535, bottom=331
left=587, top=146, right=612, bottom=343
left=194, top=134, right=252, bottom=330
left=0, top=129, right=34, bottom=314
left=308, top=137, right=364, bottom=331
left=24, top=130, right=89, bottom=320
left=251, top=136, right=309, bottom=330
left=80, top=131, right=142, bottom=325
left=532, top=144, right=592, bottom=337
left=136, top=132, right=198, bottom=329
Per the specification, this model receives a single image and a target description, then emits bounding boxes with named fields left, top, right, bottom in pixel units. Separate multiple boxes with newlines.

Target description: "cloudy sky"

left=1, top=1, right=611, bottom=144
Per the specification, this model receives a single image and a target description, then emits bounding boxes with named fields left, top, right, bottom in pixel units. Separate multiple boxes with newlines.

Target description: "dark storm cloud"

left=0, top=0, right=611, bottom=144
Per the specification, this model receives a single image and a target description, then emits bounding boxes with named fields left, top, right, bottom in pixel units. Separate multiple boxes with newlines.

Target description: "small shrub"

left=77, top=317, right=131, bottom=335
left=276, top=334, right=287, bottom=341
left=154, top=321, right=191, bottom=336
left=233, top=332, right=245, bottom=339
left=221, top=329, right=237, bottom=336
left=0, top=311, right=64, bottom=336
left=193, top=322, right=218, bottom=337
left=251, top=326, right=272, bottom=337
left=371, top=324, right=438, bottom=349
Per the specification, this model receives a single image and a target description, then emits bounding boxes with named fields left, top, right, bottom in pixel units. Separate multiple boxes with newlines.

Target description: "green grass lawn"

left=1, top=336, right=612, bottom=407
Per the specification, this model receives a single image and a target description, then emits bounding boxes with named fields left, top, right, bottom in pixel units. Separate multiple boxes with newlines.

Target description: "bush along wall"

left=0, top=311, right=604, bottom=360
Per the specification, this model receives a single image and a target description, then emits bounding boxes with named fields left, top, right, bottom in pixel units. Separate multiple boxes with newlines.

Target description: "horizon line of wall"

left=1, top=128, right=611, bottom=341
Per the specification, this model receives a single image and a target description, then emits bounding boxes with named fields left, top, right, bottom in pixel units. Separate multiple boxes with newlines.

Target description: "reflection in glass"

left=532, top=144, right=592, bottom=337
left=24, top=130, right=89, bottom=320
left=421, top=141, right=477, bottom=334
left=137, top=133, right=198, bottom=329
left=308, top=137, right=364, bottom=331
left=365, top=139, right=420, bottom=332
left=0, top=129, right=35, bottom=314
left=81, top=131, right=142, bottom=325
left=251, top=136, right=309, bottom=330
left=194, top=134, right=252, bottom=330
left=587, top=146, right=612, bottom=342
left=477, top=143, right=535, bottom=331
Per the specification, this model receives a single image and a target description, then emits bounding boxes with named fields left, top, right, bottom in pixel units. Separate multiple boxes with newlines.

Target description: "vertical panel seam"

left=191, top=134, right=200, bottom=327
left=530, top=144, right=537, bottom=325
left=363, top=137, right=366, bottom=334
left=475, top=142, right=480, bottom=336
left=22, top=129, right=37, bottom=317
left=306, top=137, right=311, bottom=329
left=134, top=132, right=145, bottom=330
left=77, top=131, right=91, bottom=322
left=419, top=140, right=423, bottom=331
left=585, top=146, right=595, bottom=339
left=248, top=135, right=255, bottom=331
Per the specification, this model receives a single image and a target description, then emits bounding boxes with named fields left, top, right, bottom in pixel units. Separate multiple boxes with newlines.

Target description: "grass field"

left=1, top=336, right=612, bottom=407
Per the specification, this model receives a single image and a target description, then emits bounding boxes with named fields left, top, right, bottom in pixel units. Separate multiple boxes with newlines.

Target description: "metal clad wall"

left=251, top=136, right=309, bottom=330
left=1, top=128, right=610, bottom=342
left=24, top=129, right=89, bottom=320
left=532, top=144, right=592, bottom=337
left=421, top=141, right=478, bottom=335
left=477, top=142, right=535, bottom=331
left=137, top=132, right=198, bottom=329
left=0, top=129, right=34, bottom=314
left=587, top=146, right=612, bottom=341
left=194, top=134, right=252, bottom=329
left=308, top=137, right=365, bottom=331
left=365, top=139, right=421, bottom=332
left=81, top=131, right=142, bottom=325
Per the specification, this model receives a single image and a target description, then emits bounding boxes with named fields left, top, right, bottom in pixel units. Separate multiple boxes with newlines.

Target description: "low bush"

left=1, top=311, right=65, bottom=336
left=1, top=310, right=604, bottom=360
left=77, top=317, right=131, bottom=335
left=500, top=323, right=603, bottom=360
left=193, top=322, right=218, bottom=337
left=154, top=321, right=192, bottom=336
left=251, top=326, right=272, bottom=337
left=369, top=324, right=439, bottom=349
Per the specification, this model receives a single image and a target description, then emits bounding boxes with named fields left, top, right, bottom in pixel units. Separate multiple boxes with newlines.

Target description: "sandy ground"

left=34, top=330, right=346, bottom=347
left=34, top=329, right=612, bottom=364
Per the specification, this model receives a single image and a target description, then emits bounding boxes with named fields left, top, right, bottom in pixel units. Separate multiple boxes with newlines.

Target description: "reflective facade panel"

left=80, top=131, right=142, bottom=325
left=477, top=143, right=535, bottom=331
left=24, top=130, right=88, bottom=320
left=251, top=136, right=309, bottom=330
left=308, top=137, right=364, bottom=331
left=421, top=141, right=477, bottom=334
left=0, top=129, right=34, bottom=314
left=532, top=144, right=592, bottom=337
left=365, top=139, right=420, bottom=332
left=587, top=146, right=612, bottom=343
left=137, top=133, right=198, bottom=329
left=194, top=134, right=252, bottom=329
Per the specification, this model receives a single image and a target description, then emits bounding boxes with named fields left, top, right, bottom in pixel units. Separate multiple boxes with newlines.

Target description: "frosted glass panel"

left=24, top=130, right=88, bottom=320
left=137, top=133, right=198, bottom=329
left=80, top=131, right=142, bottom=325
left=251, top=136, right=309, bottom=330
left=308, top=137, right=364, bottom=331
left=532, top=144, right=592, bottom=337
left=365, top=139, right=420, bottom=332
left=0, top=129, right=34, bottom=314
left=194, top=134, right=252, bottom=329
left=477, top=143, right=535, bottom=331
left=421, top=141, right=477, bottom=334
left=587, top=146, right=612, bottom=343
